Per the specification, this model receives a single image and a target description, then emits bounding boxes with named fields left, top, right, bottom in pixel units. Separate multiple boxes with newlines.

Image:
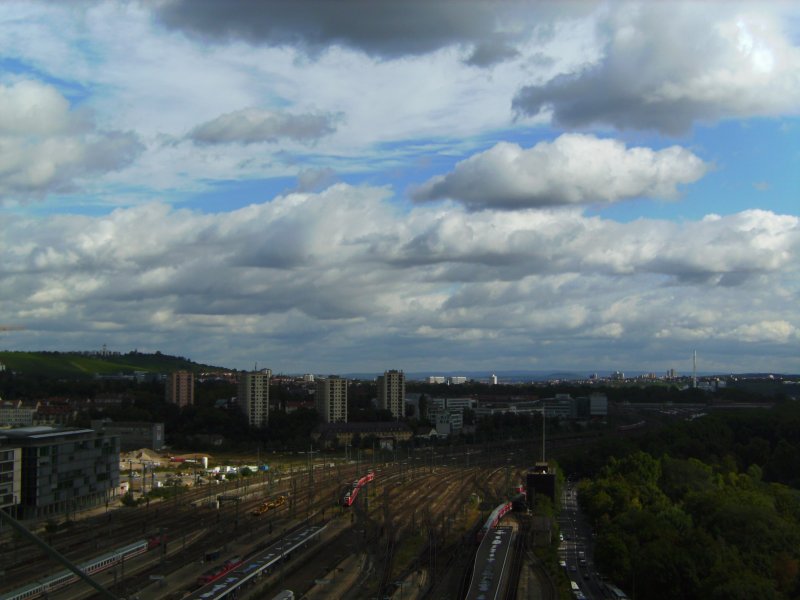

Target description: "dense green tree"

left=580, top=451, right=800, bottom=599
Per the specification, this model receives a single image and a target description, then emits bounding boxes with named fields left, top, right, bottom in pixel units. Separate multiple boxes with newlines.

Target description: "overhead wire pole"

left=0, top=509, right=119, bottom=599
left=541, top=407, right=546, bottom=463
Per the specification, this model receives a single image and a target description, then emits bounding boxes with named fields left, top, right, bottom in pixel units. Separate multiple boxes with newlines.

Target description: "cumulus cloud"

left=1, top=184, right=798, bottom=370
left=412, top=134, right=708, bottom=210
left=513, top=5, right=800, bottom=133
left=0, top=80, right=142, bottom=201
left=188, top=108, right=340, bottom=145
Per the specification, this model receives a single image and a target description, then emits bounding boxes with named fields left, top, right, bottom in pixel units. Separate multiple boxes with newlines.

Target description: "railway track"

left=3, top=450, right=537, bottom=599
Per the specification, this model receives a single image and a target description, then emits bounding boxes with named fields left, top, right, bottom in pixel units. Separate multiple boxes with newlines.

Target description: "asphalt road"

left=557, top=479, right=607, bottom=600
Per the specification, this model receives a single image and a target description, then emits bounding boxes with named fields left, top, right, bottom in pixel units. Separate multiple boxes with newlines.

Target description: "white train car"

left=1, top=538, right=152, bottom=600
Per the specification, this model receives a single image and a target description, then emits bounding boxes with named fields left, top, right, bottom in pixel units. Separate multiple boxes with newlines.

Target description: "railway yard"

left=0, top=444, right=566, bottom=600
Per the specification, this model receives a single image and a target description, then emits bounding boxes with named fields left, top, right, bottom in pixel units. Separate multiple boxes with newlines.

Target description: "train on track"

left=477, top=501, right=513, bottom=542
left=197, top=555, right=243, bottom=586
left=342, top=470, right=375, bottom=507
left=251, top=494, right=286, bottom=516
left=0, top=535, right=166, bottom=600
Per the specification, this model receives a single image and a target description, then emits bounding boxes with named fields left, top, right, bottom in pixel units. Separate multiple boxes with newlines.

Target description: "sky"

left=0, top=1, right=798, bottom=375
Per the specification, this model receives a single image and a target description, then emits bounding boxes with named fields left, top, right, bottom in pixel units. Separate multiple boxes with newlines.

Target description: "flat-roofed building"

left=1, top=426, right=119, bottom=519
left=316, top=376, right=348, bottom=423
left=238, top=370, right=271, bottom=427
left=377, top=370, right=405, bottom=419
left=432, top=410, right=463, bottom=436
left=445, top=397, right=476, bottom=411
left=590, top=393, right=608, bottom=416
left=90, top=420, right=165, bottom=451
left=312, top=421, right=413, bottom=449
left=0, top=400, right=37, bottom=427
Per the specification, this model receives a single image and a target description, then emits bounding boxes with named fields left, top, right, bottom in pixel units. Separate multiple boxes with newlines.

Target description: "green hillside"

left=0, top=351, right=227, bottom=378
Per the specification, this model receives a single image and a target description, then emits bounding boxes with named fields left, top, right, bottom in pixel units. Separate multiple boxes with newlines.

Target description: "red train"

left=197, top=556, right=243, bottom=585
left=342, top=471, right=375, bottom=507
left=477, top=501, right=513, bottom=542
left=147, top=534, right=167, bottom=549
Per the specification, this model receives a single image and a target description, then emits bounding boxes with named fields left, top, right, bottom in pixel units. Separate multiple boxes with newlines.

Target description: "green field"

left=0, top=350, right=225, bottom=378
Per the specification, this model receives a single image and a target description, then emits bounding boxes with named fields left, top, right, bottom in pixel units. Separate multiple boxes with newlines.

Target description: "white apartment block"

left=433, top=410, right=463, bottom=436
left=237, top=370, right=271, bottom=427
left=316, top=376, right=348, bottom=423
left=377, top=370, right=405, bottom=420
left=0, top=401, right=37, bottom=427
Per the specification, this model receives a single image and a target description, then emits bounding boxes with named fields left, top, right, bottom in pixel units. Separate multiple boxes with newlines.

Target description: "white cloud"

left=0, top=2, right=595, bottom=195
left=0, top=79, right=82, bottom=135
left=0, top=2, right=797, bottom=373
left=0, top=80, right=142, bottom=201
left=1, top=184, right=798, bottom=370
left=513, top=4, right=800, bottom=133
left=412, top=134, right=708, bottom=210
left=730, top=320, right=797, bottom=343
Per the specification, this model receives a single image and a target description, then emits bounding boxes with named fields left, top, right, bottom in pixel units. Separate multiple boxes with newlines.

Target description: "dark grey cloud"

left=189, top=108, right=340, bottom=145
left=154, top=0, right=599, bottom=65
left=512, top=5, right=800, bottom=134
left=465, top=40, right=520, bottom=67
left=157, top=0, right=501, bottom=58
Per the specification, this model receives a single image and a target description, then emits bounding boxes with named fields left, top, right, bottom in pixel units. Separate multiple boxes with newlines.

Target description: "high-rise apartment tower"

left=316, top=376, right=348, bottom=423
left=237, top=370, right=271, bottom=427
left=166, top=370, right=194, bottom=407
left=377, top=369, right=405, bottom=419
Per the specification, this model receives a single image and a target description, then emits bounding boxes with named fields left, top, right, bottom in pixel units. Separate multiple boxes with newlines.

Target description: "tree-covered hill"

left=0, top=350, right=227, bottom=378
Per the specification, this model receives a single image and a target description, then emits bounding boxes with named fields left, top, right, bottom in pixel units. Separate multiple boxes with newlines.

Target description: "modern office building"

left=0, top=441, right=21, bottom=514
left=444, top=397, right=476, bottom=412
left=166, top=370, right=194, bottom=407
left=590, top=393, right=608, bottom=417
left=316, top=376, right=348, bottom=423
left=0, top=426, right=119, bottom=519
left=377, top=370, right=405, bottom=420
left=90, top=420, right=165, bottom=451
left=237, top=370, right=271, bottom=427
left=433, top=410, right=464, bottom=436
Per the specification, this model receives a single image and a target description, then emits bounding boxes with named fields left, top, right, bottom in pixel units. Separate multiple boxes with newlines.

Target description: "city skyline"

left=1, top=2, right=798, bottom=374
